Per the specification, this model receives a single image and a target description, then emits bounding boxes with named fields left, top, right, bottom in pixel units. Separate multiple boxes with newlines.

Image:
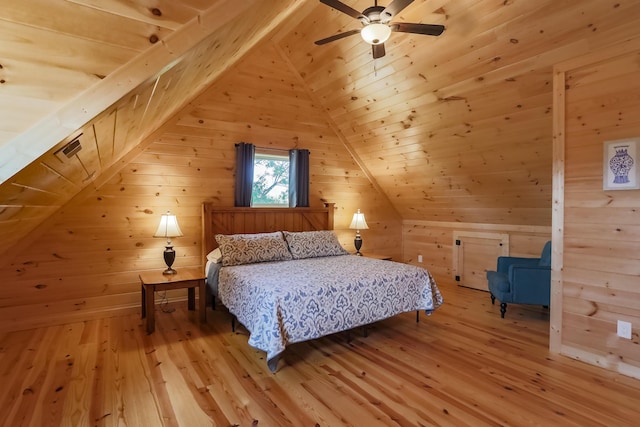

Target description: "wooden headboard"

left=202, top=203, right=335, bottom=263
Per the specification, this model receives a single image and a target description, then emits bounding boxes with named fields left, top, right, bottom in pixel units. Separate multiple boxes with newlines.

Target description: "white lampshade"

left=361, top=23, right=391, bottom=45
left=349, top=209, right=369, bottom=231
left=154, top=211, right=184, bottom=239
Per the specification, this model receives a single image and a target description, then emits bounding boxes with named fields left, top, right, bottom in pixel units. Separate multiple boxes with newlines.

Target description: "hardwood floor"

left=1, top=279, right=638, bottom=426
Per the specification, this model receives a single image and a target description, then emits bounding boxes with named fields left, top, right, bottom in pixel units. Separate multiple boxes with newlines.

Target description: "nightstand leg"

left=199, top=279, right=206, bottom=323
left=146, top=284, right=155, bottom=334
left=188, top=287, right=195, bottom=311
left=141, top=284, right=146, bottom=319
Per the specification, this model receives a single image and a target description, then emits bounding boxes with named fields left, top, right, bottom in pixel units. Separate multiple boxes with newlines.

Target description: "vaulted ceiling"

left=2, top=0, right=639, bottom=256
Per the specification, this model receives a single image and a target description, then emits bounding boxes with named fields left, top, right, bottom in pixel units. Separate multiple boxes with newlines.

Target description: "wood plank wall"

left=0, top=43, right=401, bottom=332
left=553, top=40, right=640, bottom=378
left=402, top=220, right=550, bottom=285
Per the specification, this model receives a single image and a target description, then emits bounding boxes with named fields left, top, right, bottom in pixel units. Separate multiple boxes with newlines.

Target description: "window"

left=235, top=142, right=309, bottom=208
left=251, top=151, right=289, bottom=207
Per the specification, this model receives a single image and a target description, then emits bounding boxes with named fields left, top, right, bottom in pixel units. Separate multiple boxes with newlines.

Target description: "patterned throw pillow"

left=283, top=230, right=349, bottom=260
left=215, top=232, right=292, bottom=266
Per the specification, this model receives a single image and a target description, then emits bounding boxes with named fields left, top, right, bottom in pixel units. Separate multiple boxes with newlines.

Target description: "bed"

left=202, top=203, right=443, bottom=371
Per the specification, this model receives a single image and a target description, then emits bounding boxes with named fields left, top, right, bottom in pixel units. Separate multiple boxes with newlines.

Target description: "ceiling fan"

left=314, top=0, right=445, bottom=59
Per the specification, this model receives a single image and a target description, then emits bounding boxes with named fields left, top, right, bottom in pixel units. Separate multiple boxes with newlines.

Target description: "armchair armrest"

left=508, top=265, right=551, bottom=305
left=496, top=256, right=540, bottom=273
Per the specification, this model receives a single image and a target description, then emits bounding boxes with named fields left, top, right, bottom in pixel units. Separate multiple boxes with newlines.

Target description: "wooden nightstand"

left=139, top=267, right=206, bottom=334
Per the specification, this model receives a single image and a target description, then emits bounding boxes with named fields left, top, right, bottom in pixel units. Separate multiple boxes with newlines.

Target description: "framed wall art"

left=603, top=138, right=640, bottom=190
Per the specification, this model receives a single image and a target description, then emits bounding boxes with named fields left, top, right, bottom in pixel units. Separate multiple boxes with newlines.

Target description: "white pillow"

left=206, top=247, right=222, bottom=263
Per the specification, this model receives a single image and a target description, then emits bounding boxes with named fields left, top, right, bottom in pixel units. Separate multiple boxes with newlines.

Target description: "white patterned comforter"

left=217, top=254, right=443, bottom=367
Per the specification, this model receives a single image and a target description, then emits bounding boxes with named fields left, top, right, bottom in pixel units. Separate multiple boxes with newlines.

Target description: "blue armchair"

left=486, top=241, right=551, bottom=318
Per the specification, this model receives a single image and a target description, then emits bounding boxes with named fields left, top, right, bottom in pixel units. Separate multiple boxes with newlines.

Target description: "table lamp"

left=154, top=211, right=183, bottom=275
left=349, top=209, right=369, bottom=256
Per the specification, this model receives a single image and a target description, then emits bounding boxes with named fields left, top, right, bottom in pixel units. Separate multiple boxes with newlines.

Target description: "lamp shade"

left=349, top=209, right=369, bottom=231
left=153, top=211, right=184, bottom=238
left=360, top=23, right=391, bottom=45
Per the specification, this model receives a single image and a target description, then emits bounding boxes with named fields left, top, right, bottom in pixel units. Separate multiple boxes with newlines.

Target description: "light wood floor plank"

left=0, top=280, right=638, bottom=426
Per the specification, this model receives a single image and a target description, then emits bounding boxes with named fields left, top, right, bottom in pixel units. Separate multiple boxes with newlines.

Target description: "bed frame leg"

left=231, top=316, right=236, bottom=332
left=267, top=356, right=280, bottom=373
left=416, top=310, right=420, bottom=323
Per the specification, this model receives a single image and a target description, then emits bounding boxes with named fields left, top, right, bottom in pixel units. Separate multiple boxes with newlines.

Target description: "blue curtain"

left=234, top=142, right=255, bottom=207
left=289, top=149, right=310, bottom=207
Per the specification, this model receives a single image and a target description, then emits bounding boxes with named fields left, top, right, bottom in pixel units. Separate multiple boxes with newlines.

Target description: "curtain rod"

left=255, top=146, right=289, bottom=153
left=236, top=143, right=310, bottom=155
left=258, top=146, right=311, bottom=155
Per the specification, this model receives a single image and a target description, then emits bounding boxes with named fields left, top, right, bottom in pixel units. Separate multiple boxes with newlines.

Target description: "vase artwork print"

left=603, top=138, right=640, bottom=190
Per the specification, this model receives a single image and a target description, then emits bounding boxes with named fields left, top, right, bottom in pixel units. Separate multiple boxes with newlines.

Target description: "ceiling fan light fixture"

left=360, top=23, right=391, bottom=45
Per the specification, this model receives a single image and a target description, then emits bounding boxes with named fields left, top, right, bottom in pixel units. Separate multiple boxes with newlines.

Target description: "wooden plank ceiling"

left=1, top=0, right=640, bottom=258
left=277, top=0, right=639, bottom=224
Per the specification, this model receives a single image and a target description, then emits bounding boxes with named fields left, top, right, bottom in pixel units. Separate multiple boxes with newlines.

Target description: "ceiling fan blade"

left=381, top=0, right=414, bottom=20
left=391, top=22, right=445, bottom=36
left=314, top=29, right=361, bottom=45
left=320, top=0, right=367, bottom=21
left=372, top=43, right=386, bottom=59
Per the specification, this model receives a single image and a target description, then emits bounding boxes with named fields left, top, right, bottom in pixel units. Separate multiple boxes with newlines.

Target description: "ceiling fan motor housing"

left=361, top=6, right=388, bottom=23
